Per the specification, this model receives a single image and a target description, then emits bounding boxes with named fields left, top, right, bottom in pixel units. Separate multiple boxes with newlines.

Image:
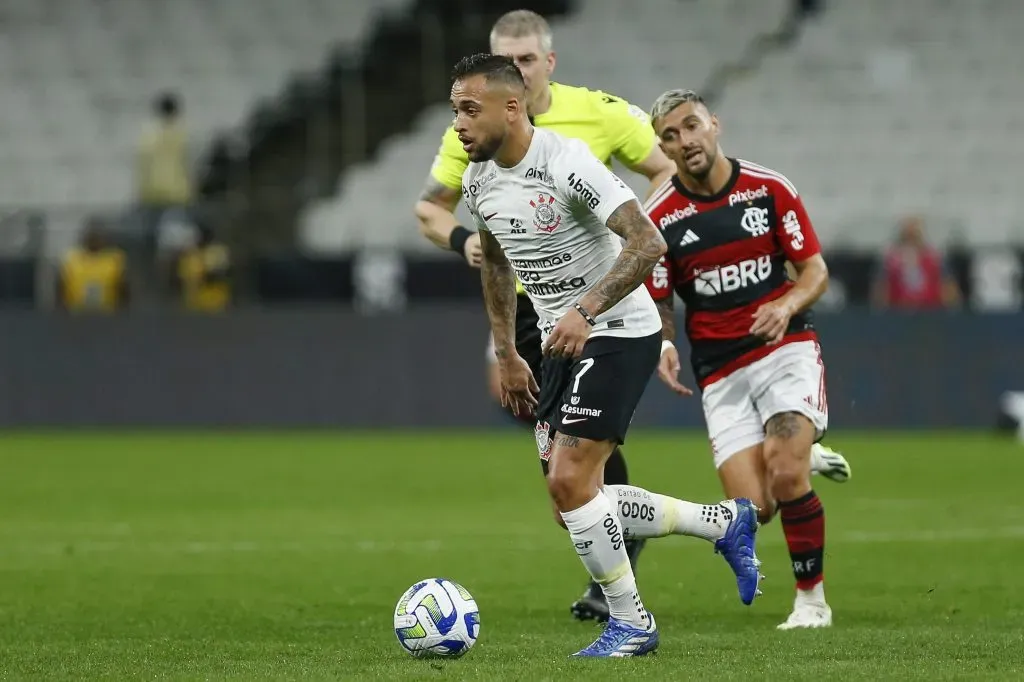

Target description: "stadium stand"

left=299, top=0, right=793, bottom=253
left=718, top=0, right=1024, bottom=248
left=299, top=0, right=1024, bottom=254
left=0, top=0, right=414, bottom=261
left=195, top=0, right=574, bottom=263
left=0, top=0, right=413, bottom=208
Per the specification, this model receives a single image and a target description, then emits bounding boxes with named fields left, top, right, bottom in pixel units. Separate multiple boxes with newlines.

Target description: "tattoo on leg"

left=555, top=434, right=581, bottom=448
left=766, top=412, right=803, bottom=439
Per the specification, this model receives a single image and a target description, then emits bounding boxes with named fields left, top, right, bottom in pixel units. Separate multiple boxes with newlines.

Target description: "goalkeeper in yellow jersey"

left=412, top=10, right=674, bottom=623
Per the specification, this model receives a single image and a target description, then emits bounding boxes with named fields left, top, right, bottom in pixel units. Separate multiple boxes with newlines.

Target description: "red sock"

left=779, top=490, right=825, bottom=590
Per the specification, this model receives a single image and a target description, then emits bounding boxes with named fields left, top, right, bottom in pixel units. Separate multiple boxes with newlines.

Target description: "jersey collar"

left=530, top=82, right=560, bottom=123
left=671, top=157, right=741, bottom=203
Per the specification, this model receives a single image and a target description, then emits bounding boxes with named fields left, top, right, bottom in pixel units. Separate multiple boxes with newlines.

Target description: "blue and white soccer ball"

left=393, top=578, right=480, bottom=658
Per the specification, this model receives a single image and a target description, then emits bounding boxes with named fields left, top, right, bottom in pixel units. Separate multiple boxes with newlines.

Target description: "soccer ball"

left=393, top=578, right=480, bottom=658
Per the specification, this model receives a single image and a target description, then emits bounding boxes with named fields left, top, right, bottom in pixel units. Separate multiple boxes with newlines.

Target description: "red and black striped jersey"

left=644, top=158, right=822, bottom=388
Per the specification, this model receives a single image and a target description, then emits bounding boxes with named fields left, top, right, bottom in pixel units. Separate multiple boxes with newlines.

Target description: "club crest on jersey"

left=740, top=206, right=770, bottom=237
left=530, top=192, right=561, bottom=233
left=535, top=421, right=553, bottom=460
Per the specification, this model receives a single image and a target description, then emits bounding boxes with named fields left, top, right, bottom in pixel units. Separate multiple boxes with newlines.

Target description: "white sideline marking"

left=1, top=527, right=1022, bottom=556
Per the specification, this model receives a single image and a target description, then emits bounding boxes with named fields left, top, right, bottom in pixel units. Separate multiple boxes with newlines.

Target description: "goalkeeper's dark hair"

left=451, top=53, right=526, bottom=95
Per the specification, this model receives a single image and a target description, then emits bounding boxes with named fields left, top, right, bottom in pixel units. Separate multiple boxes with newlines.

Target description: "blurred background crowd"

left=0, top=0, right=1020, bottom=318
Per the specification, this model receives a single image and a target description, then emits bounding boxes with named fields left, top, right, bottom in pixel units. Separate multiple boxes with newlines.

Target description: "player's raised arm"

left=577, top=199, right=666, bottom=319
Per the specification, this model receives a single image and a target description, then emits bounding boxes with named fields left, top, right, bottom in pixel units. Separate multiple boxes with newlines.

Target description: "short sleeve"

left=773, top=181, right=821, bottom=261
left=644, top=254, right=674, bottom=302
left=555, top=140, right=639, bottom=225
left=429, top=126, right=471, bottom=190
left=460, top=178, right=488, bottom=233
left=466, top=207, right=489, bottom=233
left=595, top=90, right=658, bottom=169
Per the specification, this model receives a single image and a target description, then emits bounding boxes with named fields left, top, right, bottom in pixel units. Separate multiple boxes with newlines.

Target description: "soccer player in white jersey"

left=450, top=53, right=764, bottom=658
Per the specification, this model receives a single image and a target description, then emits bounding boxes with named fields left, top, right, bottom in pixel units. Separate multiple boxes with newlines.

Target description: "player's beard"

left=468, top=129, right=506, bottom=163
left=683, top=145, right=715, bottom=179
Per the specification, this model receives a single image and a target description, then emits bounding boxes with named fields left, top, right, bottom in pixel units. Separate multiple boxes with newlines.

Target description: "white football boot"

left=810, top=443, right=852, bottom=483
left=777, top=584, right=833, bottom=630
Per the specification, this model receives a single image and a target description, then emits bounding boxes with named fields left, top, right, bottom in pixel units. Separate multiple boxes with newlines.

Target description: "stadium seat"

left=299, top=0, right=792, bottom=253
left=0, top=0, right=411, bottom=249
left=301, top=0, right=1023, bottom=252
left=717, top=0, right=1024, bottom=248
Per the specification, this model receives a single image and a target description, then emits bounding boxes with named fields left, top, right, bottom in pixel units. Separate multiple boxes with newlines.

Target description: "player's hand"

left=498, top=353, right=540, bottom=416
left=657, top=342, right=693, bottom=396
left=542, top=309, right=591, bottom=359
left=750, top=298, right=795, bottom=344
left=463, top=232, right=483, bottom=268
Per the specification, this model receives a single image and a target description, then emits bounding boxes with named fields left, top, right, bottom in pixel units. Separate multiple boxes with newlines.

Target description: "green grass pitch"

left=1, top=430, right=1022, bottom=680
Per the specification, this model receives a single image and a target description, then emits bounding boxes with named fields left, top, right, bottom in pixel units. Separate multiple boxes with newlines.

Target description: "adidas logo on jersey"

left=679, top=229, right=700, bottom=246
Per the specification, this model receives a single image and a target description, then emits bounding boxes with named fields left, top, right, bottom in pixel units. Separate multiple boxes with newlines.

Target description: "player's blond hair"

left=489, top=10, right=553, bottom=53
left=649, top=89, right=707, bottom=127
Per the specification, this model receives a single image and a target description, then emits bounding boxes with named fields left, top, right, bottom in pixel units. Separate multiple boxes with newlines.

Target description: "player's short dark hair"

left=649, top=89, right=708, bottom=125
left=451, top=53, right=526, bottom=94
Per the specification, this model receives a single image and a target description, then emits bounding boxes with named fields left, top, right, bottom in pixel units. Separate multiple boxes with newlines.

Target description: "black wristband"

left=574, top=302, right=597, bottom=326
left=448, top=225, right=473, bottom=258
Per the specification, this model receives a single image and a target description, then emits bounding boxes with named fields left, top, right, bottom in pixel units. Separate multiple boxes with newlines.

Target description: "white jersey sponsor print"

left=463, top=128, right=661, bottom=341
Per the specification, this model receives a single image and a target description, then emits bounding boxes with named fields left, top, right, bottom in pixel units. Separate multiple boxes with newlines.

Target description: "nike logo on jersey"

left=679, top=229, right=700, bottom=246
left=561, top=417, right=589, bottom=424
left=483, top=212, right=498, bottom=221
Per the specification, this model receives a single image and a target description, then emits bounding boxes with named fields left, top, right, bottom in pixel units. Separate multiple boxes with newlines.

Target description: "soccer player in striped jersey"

left=643, top=89, right=852, bottom=629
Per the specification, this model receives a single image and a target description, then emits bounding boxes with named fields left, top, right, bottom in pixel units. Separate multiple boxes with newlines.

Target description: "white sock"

left=560, top=493, right=649, bottom=629
left=796, top=581, right=827, bottom=604
left=603, top=484, right=734, bottom=543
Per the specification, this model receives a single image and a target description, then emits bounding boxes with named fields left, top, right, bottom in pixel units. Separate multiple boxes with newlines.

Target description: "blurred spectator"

left=57, top=219, right=130, bottom=313
left=136, top=92, right=193, bottom=255
left=174, top=224, right=231, bottom=313
left=872, top=216, right=962, bottom=309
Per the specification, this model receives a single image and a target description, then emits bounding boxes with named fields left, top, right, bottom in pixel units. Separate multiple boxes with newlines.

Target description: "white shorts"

left=701, top=340, right=828, bottom=469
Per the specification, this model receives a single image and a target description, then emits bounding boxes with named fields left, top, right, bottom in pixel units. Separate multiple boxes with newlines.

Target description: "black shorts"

left=533, top=332, right=660, bottom=463
left=514, top=293, right=543, bottom=379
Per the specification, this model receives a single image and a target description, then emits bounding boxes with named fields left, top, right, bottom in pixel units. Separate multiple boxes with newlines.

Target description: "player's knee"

left=546, top=447, right=600, bottom=510
left=546, top=467, right=587, bottom=509
left=766, top=454, right=808, bottom=499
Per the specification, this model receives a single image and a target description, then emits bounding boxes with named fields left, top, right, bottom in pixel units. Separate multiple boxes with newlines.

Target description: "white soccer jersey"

left=463, top=127, right=662, bottom=341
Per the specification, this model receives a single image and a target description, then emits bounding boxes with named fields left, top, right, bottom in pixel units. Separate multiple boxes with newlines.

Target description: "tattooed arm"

left=481, top=228, right=539, bottom=411
left=479, top=229, right=517, bottom=360
left=576, top=199, right=667, bottom=317
left=656, top=296, right=676, bottom=342
left=413, top=175, right=462, bottom=249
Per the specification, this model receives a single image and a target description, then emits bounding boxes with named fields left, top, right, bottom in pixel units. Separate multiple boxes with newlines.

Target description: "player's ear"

left=506, top=95, right=522, bottom=121
left=710, top=114, right=721, bottom=135
left=546, top=50, right=556, bottom=77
